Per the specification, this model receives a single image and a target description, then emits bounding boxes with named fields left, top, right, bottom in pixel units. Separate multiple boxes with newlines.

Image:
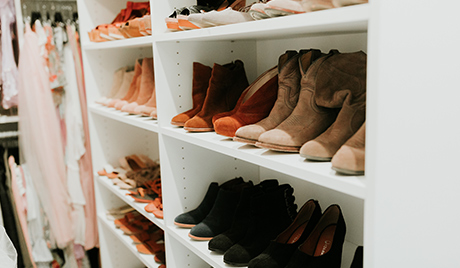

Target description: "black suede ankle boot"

left=223, top=184, right=298, bottom=266
left=188, top=178, right=253, bottom=240
left=248, top=199, right=322, bottom=268
left=174, top=177, right=244, bottom=228
left=208, top=179, right=279, bottom=253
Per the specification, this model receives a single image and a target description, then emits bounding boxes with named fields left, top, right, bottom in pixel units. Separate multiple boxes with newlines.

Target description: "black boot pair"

left=249, top=201, right=347, bottom=268
left=209, top=180, right=298, bottom=267
left=174, top=177, right=253, bottom=240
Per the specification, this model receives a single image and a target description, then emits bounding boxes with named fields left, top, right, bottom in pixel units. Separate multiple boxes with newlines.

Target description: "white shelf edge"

left=154, top=4, right=369, bottom=42
left=82, top=36, right=153, bottom=50
left=89, top=104, right=160, bottom=133
left=167, top=224, right=359, bottom=268
left=161, top=127, right=366, bottom=199
left=97, top=175, right=165, bottom=230
left=98, top=213, right=159, bottom=268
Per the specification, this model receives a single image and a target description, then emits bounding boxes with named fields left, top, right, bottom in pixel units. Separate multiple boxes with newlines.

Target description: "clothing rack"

left=21, top=0, right=77, bottom=24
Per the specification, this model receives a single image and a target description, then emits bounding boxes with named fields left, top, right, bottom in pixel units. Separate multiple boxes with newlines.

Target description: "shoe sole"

left=188, top=233, right=213, bottom=241
left=232, top=136, right=257, bottom=145
left=264, top=7, right=305, bottom=17
left=183, top=127, right=214, bottom=132
left=299, top=153, right=332, bottom=162
left=174, top=222, right=196, bottom=228
left=170, top=121, right=185, bottom=127
left=332, top=166, right=364, bottom=176
left=223, top=260, right=249, bottom=267
left=255, top=141, right=300, bottom=152
left=208, top=246, right=226, bottom=254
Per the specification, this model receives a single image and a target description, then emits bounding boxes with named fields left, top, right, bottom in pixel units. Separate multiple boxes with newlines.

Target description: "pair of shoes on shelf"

left=127, top=171, right=161, bottom=202
left=248, top=200, right=346, bottom=268
left=171, top=60, right=250, bottom=132
left=260, top=0, right=367, bottom=18
left=106, top=205, right=135, bottom=221
left=231, top=49, right=366, bottom=175
left=99, top=57, right=157, bottom=119
left=88, top=1, right=151, bottom=42
left=166, top=0, right=247, bottom=31
left=144, top=177, right=163, bottom=219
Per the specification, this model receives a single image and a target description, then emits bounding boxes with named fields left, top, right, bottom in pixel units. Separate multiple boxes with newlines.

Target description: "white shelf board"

left=89, top=104, right=159, bottom=133
left=97, top=175, right=165, bottom=230
left=154, top=4, right=369, bottom=42
left=98, top=213, right=159, bottom=268
left=82, top=36, right=153, bottom=50
left=168, top=225, right=359, bottom=268
left=161, top=127, right=366, bottom=199
left=0, top=115, right=18, bottom=124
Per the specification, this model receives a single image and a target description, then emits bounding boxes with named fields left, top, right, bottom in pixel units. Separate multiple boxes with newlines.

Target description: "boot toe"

left=214, top=117, right=242, bottom=138
left=171, top=113, right=192, bottom=126
left=121, top=102, right=139, bottom=113
left=115, top=100, right=129, bottom=110
left=235, top=124, right=266, bottom=141
left=331, top=145, right=365, bottom=175
left=184, top=116, right=213, bottom=132
left=174, top=212, right=199, bottom=227
left=299, top=140, right=333, bottom=161
left=208, top=234, right=234, bottom=253
left=149, top=108, right=158, bottom=119
left=140, top=106, right=155, bottom=116
left=133, top=105, right=146, bottom=114
left=248, top=254, right=279, bottom=268
left=257, top=129, right=300, bottom=151
left=224, top=244, right=252, bottom=266
left=189, top=222, right=215, bottom=240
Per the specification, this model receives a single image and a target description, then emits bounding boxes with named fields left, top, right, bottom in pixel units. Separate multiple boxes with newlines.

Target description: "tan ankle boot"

left=122, top=57, right=155, bottom=114
left=255, top=50, right=339, bottom=152
left=300, top=51, right=367, bottom=161
left=111, top=58, right=143, bottom=109
left=234, top=49, right=323, bottom=145
left=331, top=122, right=365, bottom=175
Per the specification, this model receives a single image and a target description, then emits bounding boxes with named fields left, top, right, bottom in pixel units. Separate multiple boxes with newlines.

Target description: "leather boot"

left=174, top=177, right=244, bottom=228
left=122, top=57, right=155, bottom=114
left=208, top=179, right=279, bottom=253
left=234, top=49, right=323, bottom=145
left=331, top=122, right=365, bottom=175
left=256, top=50, right=339, bottom=152
left=188, top=178, right=253, bottom=240
left=184, top=60, right=249, bottom=132
left=223, top=184, right=298, bottom=266
left=110, top=58, right=143, bottom=108
left=213, top=65, right=278, bottom=138
left=171, top=62, right=212, bottom=126
left=299, top=51, right=367, bottom=161
left=248, top=199, right=322, bottom=268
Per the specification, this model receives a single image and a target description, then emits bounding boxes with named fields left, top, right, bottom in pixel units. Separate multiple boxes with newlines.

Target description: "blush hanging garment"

left=18, top=24, right=74, bottom=249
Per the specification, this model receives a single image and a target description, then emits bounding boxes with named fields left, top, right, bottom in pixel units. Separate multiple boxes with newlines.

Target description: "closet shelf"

left=154, top=4, right=368, bottom=43
left=167, top=225, right=359, bottom=268
left=82, top=36, right=153, bottom=50
left=161, top=127, right=366, bottom=199
left=98, top=213, right=159, bottom=268
left=97, top=175, right=165, bottom=230
left=89, top=104, right=159, bottom=133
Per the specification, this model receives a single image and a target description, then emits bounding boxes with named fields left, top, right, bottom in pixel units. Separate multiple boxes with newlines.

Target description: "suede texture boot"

left=111, top=58, right=143, bottom=108
left=106, top=69, right=135, bottom=107
left=213, top=66, right=279, bottom=138
left=134, top=61, right=157, bottom=116
left=256, top=50, right=340, bottom=152
left=285, top=205, right=346, bottom=268
left=248, top=199, right=322, bottom=268
left=331, top=122, right=365, bottom=175
left=189, top=178, right=253, bottom=240
left=208, top=179, right=279, bottom=253
left=184, top=60, right=249, bottom=132
left=96, top=66, right=127, bottom=105
left=234, top=49, right=323, bottom=145
left=122, top=57, right=155, bottom=114
left=171, top=62, right=213, bottom=126
left=223, top=184, right=298, bottom=266
left=299, top=52, right=367, bottom=161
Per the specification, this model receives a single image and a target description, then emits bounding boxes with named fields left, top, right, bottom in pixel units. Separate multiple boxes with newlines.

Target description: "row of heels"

left=96, top=57, right=157, bottom=119
left=171, top=49, right=366, bottom=175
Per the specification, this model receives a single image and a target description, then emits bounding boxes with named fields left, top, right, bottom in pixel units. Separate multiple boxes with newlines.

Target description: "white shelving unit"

left=77, top=0, right=460, bottom=267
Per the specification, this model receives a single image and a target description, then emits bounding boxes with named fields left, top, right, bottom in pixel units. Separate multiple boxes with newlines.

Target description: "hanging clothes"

left=18, top=23, right=74, bottom=249
left=0, top=0, right=19, bottom=109
left=67, top=24, right=98, bottom=250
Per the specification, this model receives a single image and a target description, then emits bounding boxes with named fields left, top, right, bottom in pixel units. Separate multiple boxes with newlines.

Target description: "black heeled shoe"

left=248, top=199, right=322, bottom=268
left=285, top=204, right=346, bottom=268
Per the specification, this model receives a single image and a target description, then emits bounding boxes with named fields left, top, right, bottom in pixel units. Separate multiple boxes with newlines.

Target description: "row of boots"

left=96, top=57, right=157, bottom=119
left=171, top=50, right=366, bottom=175
left=173, top=177, right=354, bottom=268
